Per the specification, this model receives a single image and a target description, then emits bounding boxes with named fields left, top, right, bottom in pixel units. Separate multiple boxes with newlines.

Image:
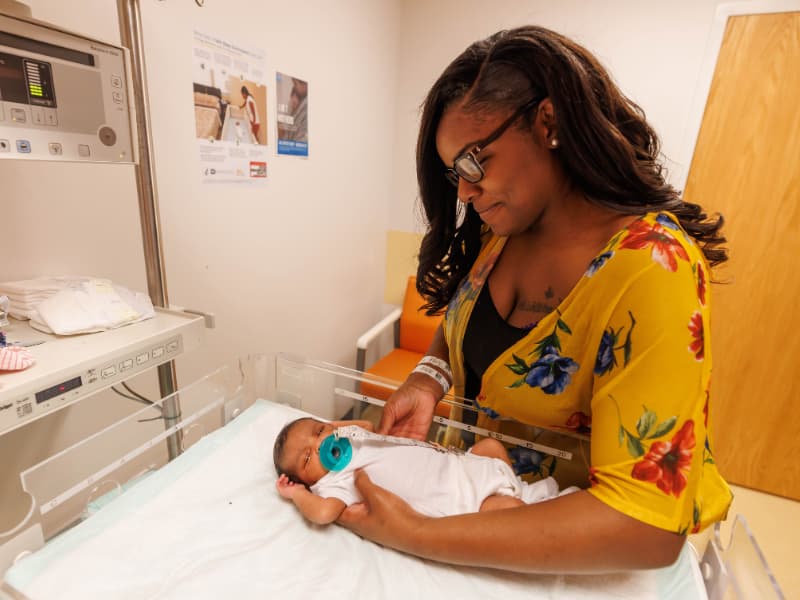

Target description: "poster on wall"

left=276, top=72, right=309, bottom=157
left=192, top=30, right=269, bottom=183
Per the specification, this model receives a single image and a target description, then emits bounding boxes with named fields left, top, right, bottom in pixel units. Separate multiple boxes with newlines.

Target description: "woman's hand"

left=337, top=470, right=429, bottom=552
left=378, top=373, right=440, bottom=439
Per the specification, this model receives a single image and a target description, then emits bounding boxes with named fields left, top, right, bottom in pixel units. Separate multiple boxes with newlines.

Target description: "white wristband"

left=412, top=364, right=451, bottom=396
left=418, top=355, right=453, bottom=381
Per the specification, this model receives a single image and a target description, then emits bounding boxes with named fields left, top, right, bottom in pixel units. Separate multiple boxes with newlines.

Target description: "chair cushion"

left=399, top=277, right=442, bottom=354
left=362, top=348, right=424, bottom=401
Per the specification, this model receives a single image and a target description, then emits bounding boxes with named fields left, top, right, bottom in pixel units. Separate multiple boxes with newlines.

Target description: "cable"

left=110, top=385, right=164, bottom=418
left=122, top=381, right=153, bottom=404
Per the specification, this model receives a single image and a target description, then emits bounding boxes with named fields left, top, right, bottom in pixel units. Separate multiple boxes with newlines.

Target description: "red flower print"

left=565, top=411, right=591, bottom=434
left=632, top=420, right=695, bottom=497
left=688, top=312, right=704, bottom=361
left=589, top=466, right=599, bottom=487
left=619, top=220, right=689, bottom=272
left=696, top=263, right=707, bottom=306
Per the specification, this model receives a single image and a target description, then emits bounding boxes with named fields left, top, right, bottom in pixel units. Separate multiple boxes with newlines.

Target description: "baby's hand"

left=276, top=474, right=300, bottom=499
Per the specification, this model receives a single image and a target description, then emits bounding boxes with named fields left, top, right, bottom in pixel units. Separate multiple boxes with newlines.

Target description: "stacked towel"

left=0, top=276, right=76, bottom=320
left=0, top=277, right=155, bottom=335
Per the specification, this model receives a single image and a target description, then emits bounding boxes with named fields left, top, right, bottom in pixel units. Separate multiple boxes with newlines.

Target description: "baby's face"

left=284, top=419, right=336, bottom=486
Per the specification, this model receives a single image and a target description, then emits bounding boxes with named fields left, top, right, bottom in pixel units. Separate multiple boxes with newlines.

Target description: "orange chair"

left=356, top=276, right=443, bottom=401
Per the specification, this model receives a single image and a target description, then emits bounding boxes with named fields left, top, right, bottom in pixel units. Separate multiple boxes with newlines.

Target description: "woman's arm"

left=378, top=325, right=450, bottom=439
left=276, top=475, right=346, bottom=525
left=338, top=470, right=684, bottom=573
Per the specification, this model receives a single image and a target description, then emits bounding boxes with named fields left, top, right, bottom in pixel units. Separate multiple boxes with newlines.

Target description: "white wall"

left=389, top=0, right=726, bottom=232
left=139, top=0, right=400, bottom=385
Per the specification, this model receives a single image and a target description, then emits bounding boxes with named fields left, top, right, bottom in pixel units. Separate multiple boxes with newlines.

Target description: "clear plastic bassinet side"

left=0, top=354, right=273, bottom=570
left=700, top=513, right=785, bottom=600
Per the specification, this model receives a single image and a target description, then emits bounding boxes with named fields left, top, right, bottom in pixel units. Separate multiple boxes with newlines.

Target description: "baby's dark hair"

left=273, top=417, right=314, bottom=484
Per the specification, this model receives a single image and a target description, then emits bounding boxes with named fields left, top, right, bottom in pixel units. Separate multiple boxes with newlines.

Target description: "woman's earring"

left=550, top=138, right=559, bottom=148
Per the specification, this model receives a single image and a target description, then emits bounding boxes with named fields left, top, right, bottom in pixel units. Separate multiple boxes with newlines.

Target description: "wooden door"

left=683, top=12, right=800, bottom=499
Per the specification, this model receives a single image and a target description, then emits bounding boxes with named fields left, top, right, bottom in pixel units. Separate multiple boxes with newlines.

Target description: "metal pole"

left=116, top=0, right=182, bottom=459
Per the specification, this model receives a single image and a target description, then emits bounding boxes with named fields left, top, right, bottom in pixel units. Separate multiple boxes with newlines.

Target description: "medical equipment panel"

left=0, top=12, right=134, bottom=163
left=0, top=309, right=206, bottom=434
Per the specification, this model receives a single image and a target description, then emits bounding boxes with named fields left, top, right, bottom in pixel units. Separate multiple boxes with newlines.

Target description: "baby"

left=273, top=417, right=564, bottom=525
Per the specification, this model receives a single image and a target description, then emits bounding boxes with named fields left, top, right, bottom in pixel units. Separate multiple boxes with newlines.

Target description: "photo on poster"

left=192, top=30, right=269, bottom=183
left=276, top=72, right=308, bottom=157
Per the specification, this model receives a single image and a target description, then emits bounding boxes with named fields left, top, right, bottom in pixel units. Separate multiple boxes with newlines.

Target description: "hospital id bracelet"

left=411, top=363, right=451, bottom=396
left=418, top=355, right=453, bottom=381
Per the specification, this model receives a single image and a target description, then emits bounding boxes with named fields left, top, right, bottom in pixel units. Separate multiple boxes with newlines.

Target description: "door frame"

left=678, top=0, right=800, bottom=191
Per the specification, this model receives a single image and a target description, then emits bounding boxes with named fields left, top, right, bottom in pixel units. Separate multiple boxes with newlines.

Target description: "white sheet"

left=5, top=400, right=705, bottom=599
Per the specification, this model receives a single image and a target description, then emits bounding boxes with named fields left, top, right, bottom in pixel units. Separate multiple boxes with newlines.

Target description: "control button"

left=44, top=108, right=58, bottom=126
left=119, top=358, right=134, bottom=371
left=78, top=144, right=91, bottom=157
left=101, top=365, right=117, bottom=379
left=136, top=351, right=149, bottom=365
left=98, top=126, right=117, bottom=146
left=112, top=91, right=123, bottom=104
left=152, top=346, right=165, bottom=359
left=16, top=140, right=31, bottom=153
left=10, top=108, right=26, bottom=123
left=48, top=142, right=62, bottom=155
left=166, top=340, right=179, bottom=353
left=31, top=107, right=45, bottom=125
left=0, top=139, right=9, bottom=152
left=111, top=74, right=122, bottom=88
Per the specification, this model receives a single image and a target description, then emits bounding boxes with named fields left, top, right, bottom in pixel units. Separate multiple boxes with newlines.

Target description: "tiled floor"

left=689, top=484, right=799, bottom=599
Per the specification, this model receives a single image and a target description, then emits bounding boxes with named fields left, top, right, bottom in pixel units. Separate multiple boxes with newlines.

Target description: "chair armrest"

left=356, top=307, right=402, bottom=371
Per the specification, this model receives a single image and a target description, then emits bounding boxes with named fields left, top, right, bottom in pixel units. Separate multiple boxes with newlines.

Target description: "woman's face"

left=435, top=99, right=560, bottom=236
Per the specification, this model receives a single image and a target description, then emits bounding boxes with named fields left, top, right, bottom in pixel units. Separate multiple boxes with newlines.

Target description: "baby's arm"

left=276, top=475, right=347, bottom=525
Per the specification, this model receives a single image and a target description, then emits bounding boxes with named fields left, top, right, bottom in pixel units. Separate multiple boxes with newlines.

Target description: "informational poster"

left=276, top=72, right=308, bottom=157
left=192, top=30, right=269, bottom=183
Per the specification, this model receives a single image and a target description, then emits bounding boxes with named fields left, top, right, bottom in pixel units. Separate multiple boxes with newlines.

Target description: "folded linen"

left=31, top=280, right=155, bottom=335
left=0, top=277, right=155, bottom=335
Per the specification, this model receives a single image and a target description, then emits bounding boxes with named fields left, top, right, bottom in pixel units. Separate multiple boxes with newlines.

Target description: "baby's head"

left=273, top=417, right=335, bottom=487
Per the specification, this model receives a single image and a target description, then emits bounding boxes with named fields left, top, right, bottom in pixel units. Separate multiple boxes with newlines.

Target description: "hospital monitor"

left=0, top=11, right=134, bottom=163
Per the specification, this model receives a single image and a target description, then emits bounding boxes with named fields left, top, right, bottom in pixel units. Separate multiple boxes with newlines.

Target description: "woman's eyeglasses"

left=444, top=98, right=542, bottom=188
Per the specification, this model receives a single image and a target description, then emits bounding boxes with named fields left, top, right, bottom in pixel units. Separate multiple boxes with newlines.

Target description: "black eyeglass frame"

left=444, top=97, right=543, bottom=188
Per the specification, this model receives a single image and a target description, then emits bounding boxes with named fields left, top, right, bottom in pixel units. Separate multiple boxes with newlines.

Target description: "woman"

left=240, top=85, right=260, bottom=143
left=339, top=25, right=732, bottom=572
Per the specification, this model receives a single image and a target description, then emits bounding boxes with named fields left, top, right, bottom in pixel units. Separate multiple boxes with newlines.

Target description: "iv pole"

left=116, top=0, right=182, bottom=460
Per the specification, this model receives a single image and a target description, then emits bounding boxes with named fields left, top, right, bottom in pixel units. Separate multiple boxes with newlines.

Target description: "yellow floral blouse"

left=443, top=212, right=732, bottom=534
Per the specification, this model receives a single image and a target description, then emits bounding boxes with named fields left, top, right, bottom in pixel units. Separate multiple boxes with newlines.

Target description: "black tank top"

left=462, top=284, right=535, bottom=400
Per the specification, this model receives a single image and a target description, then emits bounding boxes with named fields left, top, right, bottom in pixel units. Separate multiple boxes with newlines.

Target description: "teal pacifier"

left=319, top=434, right=352, bottom=471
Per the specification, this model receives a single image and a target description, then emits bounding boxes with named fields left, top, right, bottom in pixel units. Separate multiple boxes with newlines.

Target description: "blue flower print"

left=593, top=312, right=637, bottom=377
left=656, top=213, right=680, bottom=230
left=586, top=251, right=613, bottom=277
left=509, top=447, right=557, bottom=478
left=473, top=394, right=501, bottom=419
left=594, top=330, right=616, bottom=375
left=524, top=346, right=579, bottom=395
left=505, top=313, right=579, bottom=395
left=656, top=212, right=695, bottom=246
